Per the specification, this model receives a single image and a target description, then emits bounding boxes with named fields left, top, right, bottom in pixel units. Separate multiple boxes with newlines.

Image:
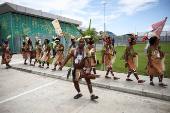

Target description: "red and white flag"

left=144, top=17, right=167, bottom=53
left=52, top=19, right=64, bottom=36
left=148, top=17, right=167, bottom=38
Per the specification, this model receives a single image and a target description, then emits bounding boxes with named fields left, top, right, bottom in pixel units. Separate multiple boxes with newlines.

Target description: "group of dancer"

left=1, top=32, right=167, bottom=100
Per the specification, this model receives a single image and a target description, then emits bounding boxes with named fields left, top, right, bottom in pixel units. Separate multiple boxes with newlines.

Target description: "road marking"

left=10, top=61, right=24, bottom=65
left=0, top=80, right=58, bottom=104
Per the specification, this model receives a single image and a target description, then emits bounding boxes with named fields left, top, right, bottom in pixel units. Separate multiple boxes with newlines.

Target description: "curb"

left=11, top=66, right=170, bottom=101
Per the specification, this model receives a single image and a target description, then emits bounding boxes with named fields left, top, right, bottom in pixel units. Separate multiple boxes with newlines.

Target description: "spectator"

left=112, top=37, right=115, bottom=47
left=0, top=39, right=5, bottom=46
left=51, top=39, right=56, bottom=58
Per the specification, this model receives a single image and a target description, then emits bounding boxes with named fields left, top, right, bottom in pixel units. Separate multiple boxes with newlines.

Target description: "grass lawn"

left=50, top=43, right=170, bottom=78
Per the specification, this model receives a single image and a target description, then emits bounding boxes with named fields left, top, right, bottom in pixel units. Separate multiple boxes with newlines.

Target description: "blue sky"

left=1, top=0, right=170, bottom=36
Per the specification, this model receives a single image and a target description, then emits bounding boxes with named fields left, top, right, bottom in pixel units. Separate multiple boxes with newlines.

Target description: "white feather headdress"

left=7, top=35, right=11, bottom=40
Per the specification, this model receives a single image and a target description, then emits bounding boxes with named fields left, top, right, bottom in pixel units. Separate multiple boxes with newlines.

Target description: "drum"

left=31, top=50, right=36, bottom=59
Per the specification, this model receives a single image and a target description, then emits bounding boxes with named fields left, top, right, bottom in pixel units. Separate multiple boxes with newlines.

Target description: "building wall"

left=0, top=12, right=79, bottom=53
left=0, top=12, right=12, bottom=48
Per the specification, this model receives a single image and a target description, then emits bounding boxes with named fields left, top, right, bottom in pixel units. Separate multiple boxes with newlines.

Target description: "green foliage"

left=24, top=45, right=28, bottom=50
left=147, top=47, right=153, bottom=56
left=22, top=33, right=27, bottom=41
left=71, top=19, right=98, bottom=44
left=101, top=47, right=106, bottom=55
left=46, top=45, right=52, bottom=51
left=61, top=32, right=79, bottom=39
left=38, top=46, right=41, bottom=52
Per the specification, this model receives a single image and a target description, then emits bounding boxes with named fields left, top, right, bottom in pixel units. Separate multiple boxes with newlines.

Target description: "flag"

left=148, top=17, right=167, bottom=39
left=52, top=19, right=64, bottom=36
left=144, top=17, right=167, bottom=53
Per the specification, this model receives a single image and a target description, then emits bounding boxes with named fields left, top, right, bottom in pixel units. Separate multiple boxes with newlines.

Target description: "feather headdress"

left=129, top=32, right=136, bottom=39
left=26, top=37, right=30, bottom=41
left=7, top=35, right=11, bottom=40
left=70, top=35, right=75, bottom=40
left=149, top=32, right=159, bottom=39
left=77, top=37, right=85, bottom=42
left=35, top=36, right=38, bottom=41
left=84, top=36, right=91, bottom=38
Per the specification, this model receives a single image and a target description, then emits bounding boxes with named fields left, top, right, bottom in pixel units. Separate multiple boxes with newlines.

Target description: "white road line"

left=10, top=61, right=24, bottom=65
left=0, top=80, right=58, bottom=104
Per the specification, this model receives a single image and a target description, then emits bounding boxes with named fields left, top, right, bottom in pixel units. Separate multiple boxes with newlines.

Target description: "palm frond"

left=71, top=24, right=84, bottom=36
left=88, top=19, right=91, bottom=30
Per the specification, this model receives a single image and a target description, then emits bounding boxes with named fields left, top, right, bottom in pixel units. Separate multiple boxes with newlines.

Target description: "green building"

left=0, top=2, right=82, bottom=53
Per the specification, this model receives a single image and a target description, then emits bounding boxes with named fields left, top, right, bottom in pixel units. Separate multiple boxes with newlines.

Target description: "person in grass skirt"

left=124, top=32, right=145, bottom=83
left=102, top=36, right=119, bottom=80
left=58, top=37, right=99, bottom=100
left=146, top=33, right=167, bottom=87
left=51, top=37, right=64, bottom=71
left=39, top=39, right=51, bottom=69
left=86, top=37, right=100, bottom=78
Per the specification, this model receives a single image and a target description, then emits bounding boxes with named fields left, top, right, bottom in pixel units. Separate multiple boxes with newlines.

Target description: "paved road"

left=0, top=68, right=170, bottom=113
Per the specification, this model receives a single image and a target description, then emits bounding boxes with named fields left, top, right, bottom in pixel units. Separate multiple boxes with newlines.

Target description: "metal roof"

left=0, top=2, right=82, bottom=25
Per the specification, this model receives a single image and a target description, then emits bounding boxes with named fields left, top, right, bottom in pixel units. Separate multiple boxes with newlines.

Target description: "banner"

left=52, top=19, right=64, bottom=36
left=148, top=17, right=167, bottom=38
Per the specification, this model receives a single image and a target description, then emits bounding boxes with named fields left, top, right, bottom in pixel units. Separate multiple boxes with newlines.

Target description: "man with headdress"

left=40, top=39, right=51, bottom=69
left=21, top=41, right=28, bottom=65
left=33, top=38, right=42, bottom=67
left=124, top=33, right=145, bottom=83
left=51, top=37, right=64, bottom=71
left=1, top=35, right=12, bottom=69
left=86, top=37, right=100, bottom=78
left=102, top=36, right=119, bottom=80
left=58, top=37, right=99, bottom=100
left=26, top=38, right=34, bottom=66
left=146, top=34, right=167, bottom=86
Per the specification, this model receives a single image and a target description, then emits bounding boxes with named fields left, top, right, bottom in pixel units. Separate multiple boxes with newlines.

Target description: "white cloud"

left=101, top=1, right=106, bottom=4
left=115, top=0, right=159, bottom=15
left=163, top=25, right=170, bottom=31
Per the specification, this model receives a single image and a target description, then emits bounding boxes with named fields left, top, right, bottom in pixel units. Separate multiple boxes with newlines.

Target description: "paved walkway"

left=1, top=54, right=170, bottom=101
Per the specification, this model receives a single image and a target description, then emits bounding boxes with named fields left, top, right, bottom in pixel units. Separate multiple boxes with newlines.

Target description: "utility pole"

left=103, top=3, right=107, bottom=34
left=60, top=11, right=62, bottom=16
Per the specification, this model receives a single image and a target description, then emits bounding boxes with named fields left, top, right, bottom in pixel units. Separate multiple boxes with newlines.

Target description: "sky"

left=0, top=0, right=170, bottom=36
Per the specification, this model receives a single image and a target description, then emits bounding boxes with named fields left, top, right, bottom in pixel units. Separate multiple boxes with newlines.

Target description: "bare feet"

left=51, top=68, right=56, bottom=71
left=159, top=83, right=168, bottom=87
left=105, top=76, right=111, bottom=79
left=30, top=64, right=34, bottom=66
left=126, top=78, right=133, bottom=81
left=138, top=80, right=146, bottom=83
left=150, top=82, right=155, bottom=86
left=46, top=67, right=49, bottom=69
left=113, top=77, right=120, bottom=80
left=39, top=66, right=44, bottom=68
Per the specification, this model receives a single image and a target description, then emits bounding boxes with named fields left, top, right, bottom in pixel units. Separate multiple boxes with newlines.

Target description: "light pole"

left=60, top=11, right=62, bottom=16
left=103, top=3, right=107, bottom=34
left=135, top=27, right=136, bottom=35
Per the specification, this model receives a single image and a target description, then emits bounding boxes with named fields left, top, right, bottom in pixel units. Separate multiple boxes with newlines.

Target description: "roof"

left=0, top=2, right=82, bottom=25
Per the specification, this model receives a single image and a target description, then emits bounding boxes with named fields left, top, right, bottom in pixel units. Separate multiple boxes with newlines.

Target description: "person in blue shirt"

left=112, top=38, right=115, bottom=47
left=0, top=39, right=5, bottom=46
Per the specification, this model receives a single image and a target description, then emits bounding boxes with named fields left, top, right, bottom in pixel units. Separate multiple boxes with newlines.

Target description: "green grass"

left=50, top=43, right=170, bottom=78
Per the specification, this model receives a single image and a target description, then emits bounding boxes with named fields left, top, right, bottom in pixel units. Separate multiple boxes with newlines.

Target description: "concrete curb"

left=11, top=66, right=170, bottom=101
